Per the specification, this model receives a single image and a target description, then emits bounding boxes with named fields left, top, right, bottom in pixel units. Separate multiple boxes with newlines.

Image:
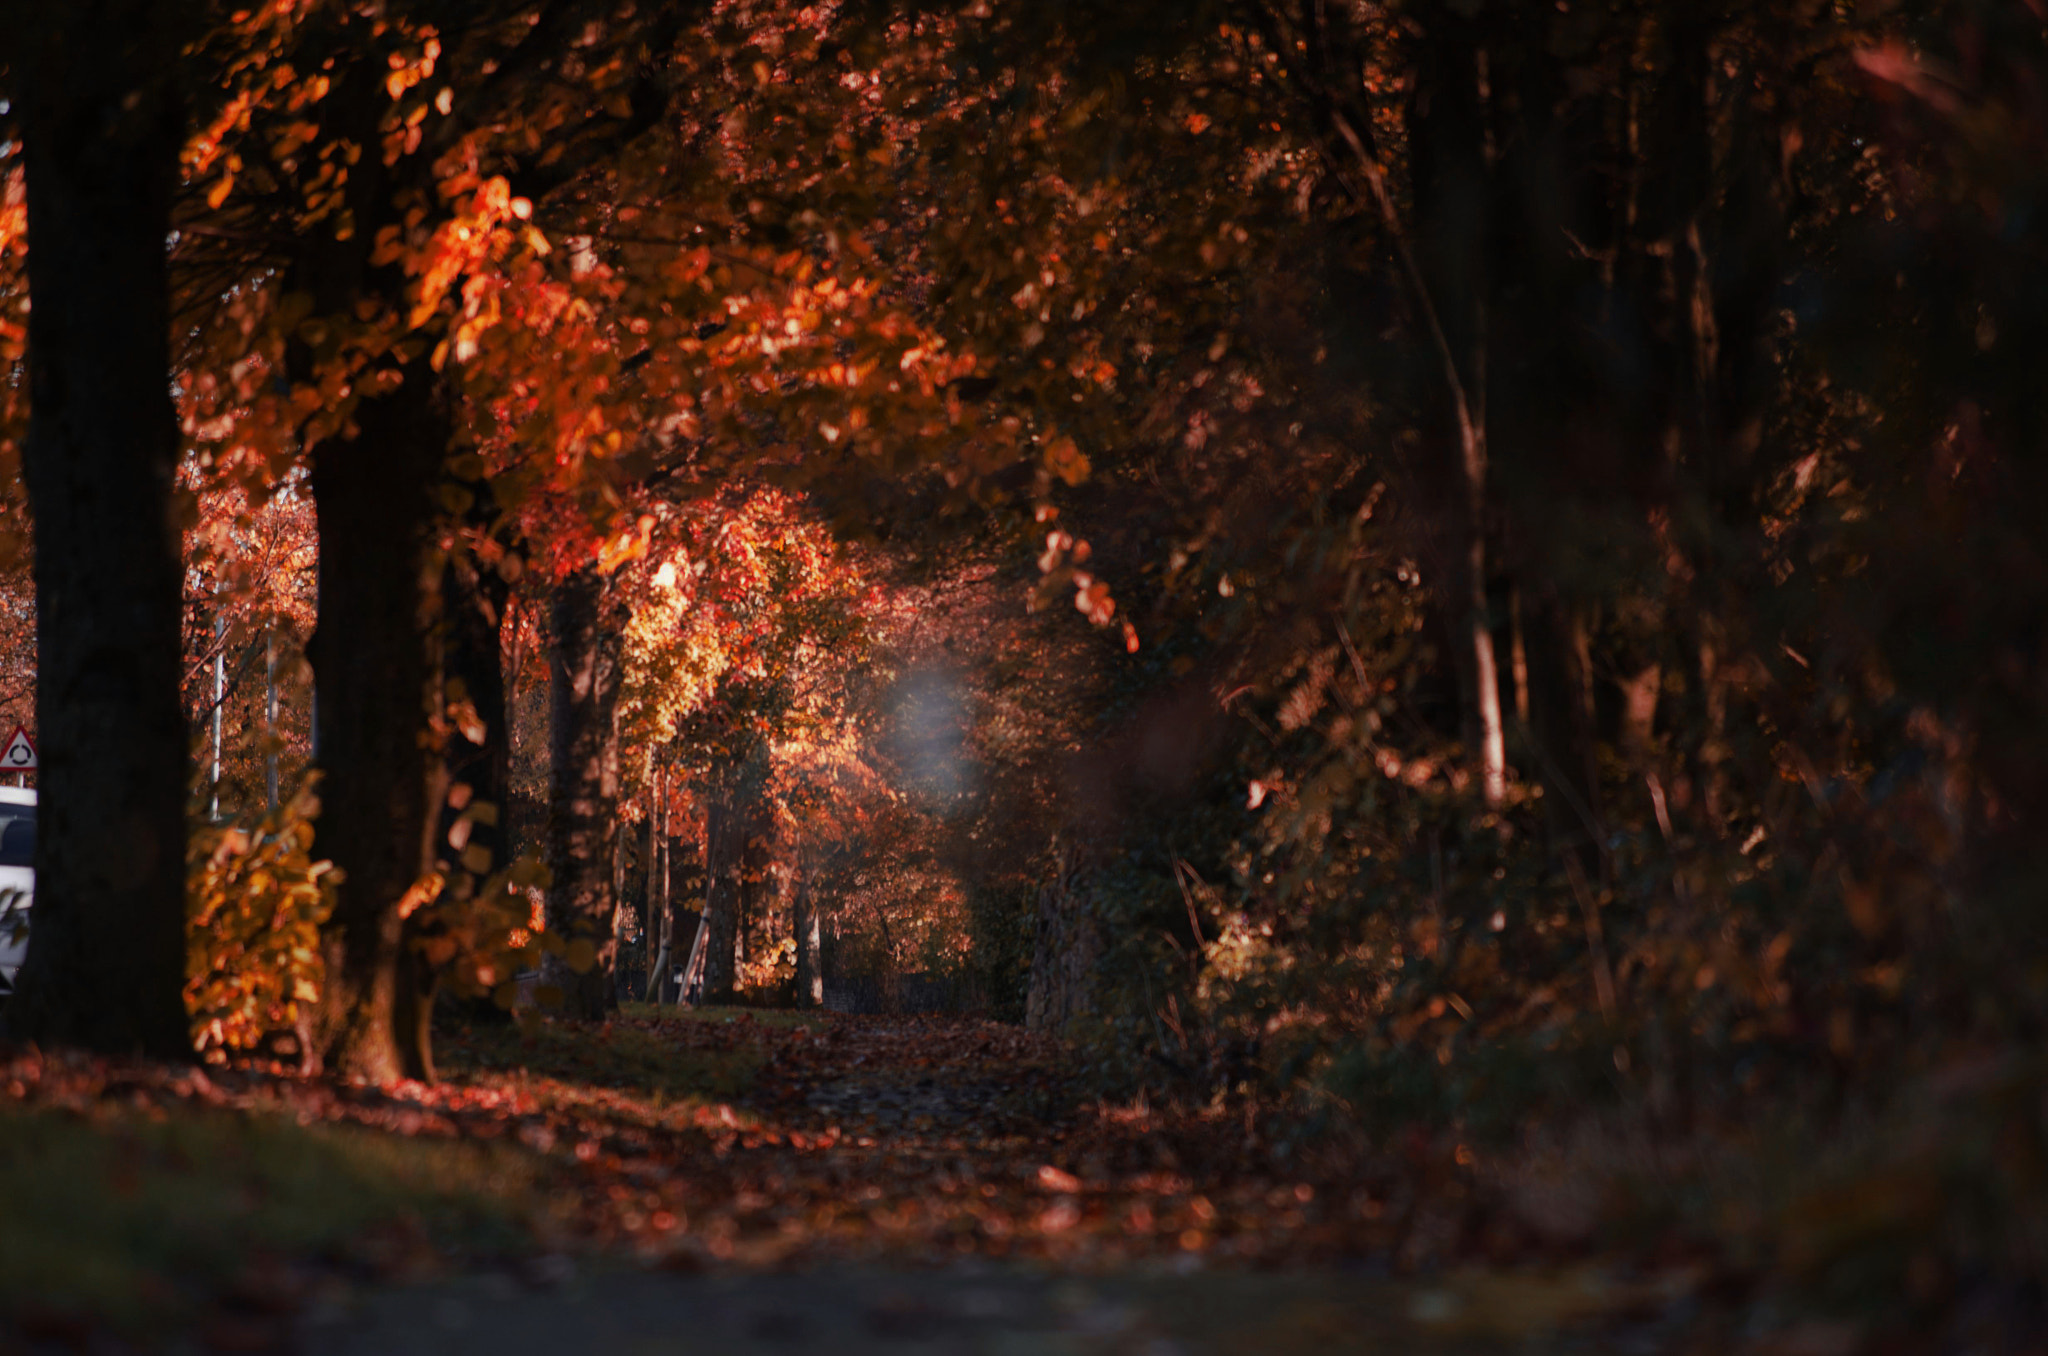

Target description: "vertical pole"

left=209, top=607, right=225, bottom=820
left=265, top=621, right=279, bottom=813
left=611, top=817, right=628, bottom=1004
left=657, top=767, right=672, bottom=1001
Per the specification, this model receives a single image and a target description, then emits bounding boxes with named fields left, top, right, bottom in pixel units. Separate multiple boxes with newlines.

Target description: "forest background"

left=1, top=0, right=2046, bottom=1332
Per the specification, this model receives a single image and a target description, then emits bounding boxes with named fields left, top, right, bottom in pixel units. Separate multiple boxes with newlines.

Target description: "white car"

left=0, top=787, right=32, bottom=999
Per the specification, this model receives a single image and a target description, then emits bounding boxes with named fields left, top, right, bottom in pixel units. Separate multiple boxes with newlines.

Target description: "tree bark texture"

left=1025, top=838, right=1100, bottom=1033
left=306, top=360, right=450, bottom=1083
left=543, top=564, right=623, bottom=1020
left=7, top=4, right=193, bottom=1058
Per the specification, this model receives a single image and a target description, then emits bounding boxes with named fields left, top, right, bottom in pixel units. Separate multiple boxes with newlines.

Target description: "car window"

left=0, top=810, right=33, bottom=868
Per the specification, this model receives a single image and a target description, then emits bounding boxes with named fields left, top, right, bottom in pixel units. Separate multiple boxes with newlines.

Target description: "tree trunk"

left=1409, top=15, right=1506, bottom=805
left=642, top=779, right=667, bottom=1001
left=543, top=564, right=623, bottom=1020
left=795, top=879, right=823, bottom=1007
left=1461, top=436, right=1507, bottom=806
left=733, top=813, right=771, bottom=993
left=1025, top=838, right=1100, bottom=1033
left=7, top=6, right=191, bottom=1058
left=306, top=359, right=450, bottom=1083
left=611, top=817, right=633, bottom=1002
left=272, top=63, right=452, bottom=1084
left=438, top=494, right=513, bottom=877
left=1524, top=587, right=1607, bottom=876
left=431, top=508, right=516, bottom=1027
left=699, top=794, right=737, bottom=1003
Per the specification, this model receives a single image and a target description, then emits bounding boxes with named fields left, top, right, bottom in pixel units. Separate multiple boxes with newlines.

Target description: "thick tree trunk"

left=306, top=361, right=450, bottom=1083
left=7, top=6, right=191, bottom=1058
left=543, top=564, right=623, bottom=1020
left=271, top=64, right=452, bottom=1084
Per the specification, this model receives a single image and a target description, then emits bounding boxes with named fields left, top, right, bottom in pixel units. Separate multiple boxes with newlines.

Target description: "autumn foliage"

left=2, top=0, right=2048, bottom=1345
left=184, top=779, right=334, bottom=1056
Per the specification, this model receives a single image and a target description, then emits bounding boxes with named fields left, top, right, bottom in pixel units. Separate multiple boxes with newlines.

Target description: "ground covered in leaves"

left=0, top=1010, right=2026, bottom=1353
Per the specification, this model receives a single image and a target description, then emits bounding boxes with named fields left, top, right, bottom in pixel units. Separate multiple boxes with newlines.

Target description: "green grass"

left=0, top=1100, right=535, bottom=1328
left=617, top=1000, right=827, bottom=1032
left=437, top=1007, right=781, bottom=1104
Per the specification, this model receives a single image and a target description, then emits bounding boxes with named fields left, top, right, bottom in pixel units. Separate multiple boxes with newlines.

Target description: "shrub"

left=185, top=777, right=336, bottom=1055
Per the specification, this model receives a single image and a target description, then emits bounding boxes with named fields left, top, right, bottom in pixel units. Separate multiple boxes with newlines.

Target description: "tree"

left=3, top=2, right=194, bottom=1057
left=163, top=0, right=690, bottom=1078
left=613, top=488, right=880, bottom=1004
left=542, top=561, right=624, bottom=1018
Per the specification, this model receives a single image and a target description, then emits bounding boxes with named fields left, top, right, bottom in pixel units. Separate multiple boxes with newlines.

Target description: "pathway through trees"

left=313, top=1009, right=1706, bottom=1354
left=0, top=1009, right=1771, bottom=1352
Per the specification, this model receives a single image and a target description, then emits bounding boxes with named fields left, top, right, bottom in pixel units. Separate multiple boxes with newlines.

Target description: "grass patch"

left=619, top=1001, right=826, bottom=1032
left=0, top=1100, right=534, bottom=1329
left=438, top=1009, right=768, bottom=1104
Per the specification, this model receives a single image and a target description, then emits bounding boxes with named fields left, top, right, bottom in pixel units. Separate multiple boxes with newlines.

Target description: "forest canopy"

left=1, top=0, right=2046, bottom=1335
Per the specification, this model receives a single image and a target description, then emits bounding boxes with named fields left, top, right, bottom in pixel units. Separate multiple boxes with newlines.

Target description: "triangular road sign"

left=0, top=726, right=35, bottom=771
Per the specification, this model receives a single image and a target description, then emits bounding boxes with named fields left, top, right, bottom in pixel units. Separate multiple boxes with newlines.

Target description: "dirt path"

left=0, top=1010, right=1724, bottom=1351
left=290, top=1011, right=1704, bottom=1354
left=0, top=1008, right=2002, bottom=1351
left=443, top=1011, right=1373, bottom=1270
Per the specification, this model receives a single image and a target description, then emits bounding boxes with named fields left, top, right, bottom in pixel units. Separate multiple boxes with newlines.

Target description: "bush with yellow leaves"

left=185, top=778, right=337, bottom=1055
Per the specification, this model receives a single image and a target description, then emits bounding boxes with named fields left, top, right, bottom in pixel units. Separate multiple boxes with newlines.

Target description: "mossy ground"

left=436, top=1006, right=769, bottom=1104
left=0, top=1096, right=533, bottom=1331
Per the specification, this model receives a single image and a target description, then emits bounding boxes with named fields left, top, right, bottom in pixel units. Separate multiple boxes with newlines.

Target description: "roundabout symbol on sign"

left=0, top=726, right=35, bottom=772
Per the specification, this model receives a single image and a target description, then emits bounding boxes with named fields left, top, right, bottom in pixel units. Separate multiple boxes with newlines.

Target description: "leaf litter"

left=0, top=1010, right=1870, bottom=1352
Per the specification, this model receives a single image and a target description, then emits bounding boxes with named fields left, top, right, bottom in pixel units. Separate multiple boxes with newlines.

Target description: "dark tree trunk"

left=306, top=359, right=450, bottom=1083
left=7, top=6, right=191, bottom=1058
left=642, top=781, right=669, bottom=1001
left=428, top=496, right=517, bottom=1028
left=611, top=818, right=633, bottom=1002
left=438, top=494, right=514, bottom=876
left=1408, top=15, right=1506, bottom=804
left=1523, top=587, right=1607, bottom=876
left=543, top=564, right=623, bottom=1020
left=734, top=812, right=772, bottom=991
left=699, top=794, right=737, bottom=1003
left=1026, top=837, right=1100, bottom=1033
left=265, top=64, right=453, bottom=1084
